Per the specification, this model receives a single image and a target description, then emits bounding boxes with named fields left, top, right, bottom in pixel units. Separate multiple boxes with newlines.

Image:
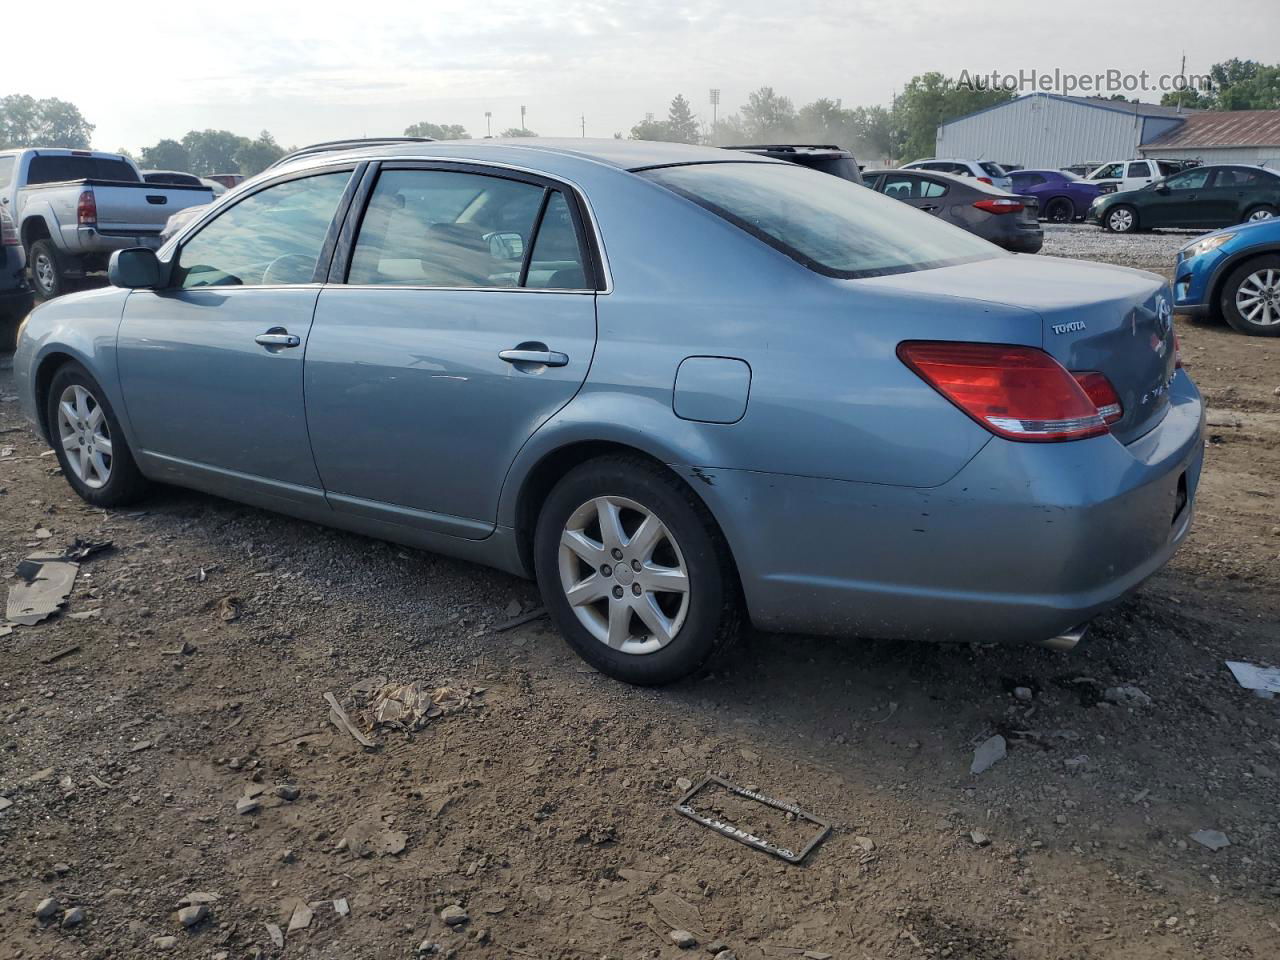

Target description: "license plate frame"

left=673, top=774, right=832, bottom=864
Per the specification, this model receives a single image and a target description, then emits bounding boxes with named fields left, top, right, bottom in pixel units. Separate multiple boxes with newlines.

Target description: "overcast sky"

left=9, top=0, right=1280, bottom=152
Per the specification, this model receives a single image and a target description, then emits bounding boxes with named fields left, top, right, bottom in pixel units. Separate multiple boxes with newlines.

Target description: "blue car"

left=1173, top=218, right=1280, bottom=335
left=13, top=139, right=1204, bottom=684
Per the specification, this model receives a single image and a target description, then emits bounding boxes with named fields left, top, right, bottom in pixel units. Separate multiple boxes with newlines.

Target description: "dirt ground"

left=2, top=231, right=1279, bottom=960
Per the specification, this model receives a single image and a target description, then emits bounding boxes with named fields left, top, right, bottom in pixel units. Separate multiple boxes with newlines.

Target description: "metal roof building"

left=1139, top=109, right=1280, bottom=167
left=934, top=94, right=1194, bottom=169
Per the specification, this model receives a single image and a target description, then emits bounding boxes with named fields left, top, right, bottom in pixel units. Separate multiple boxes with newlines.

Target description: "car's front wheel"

left=1105, top=205, right=1138, bottom=233
left=534, top=455, right=739, bottom=685
left=1221, top=255, right=1280, bottom=336
left=46, top=362, right=151, bottom=506
left=1045, top=198, right=1074, bottom=223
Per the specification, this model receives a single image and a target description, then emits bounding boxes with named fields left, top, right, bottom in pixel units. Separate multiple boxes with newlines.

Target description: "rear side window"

left=347, top=169, right=589, bottom=289
left=644, top=162, right=997, bottom=279
left=175, top=171, right=351, bottom=288
left=1213, top=168, right=1264, bottom=187
left=979, top=162, right=1007, bottom=178
left=1127, top=162, right=1151, bottom=178
left=26, top=155, right=139, bottom=184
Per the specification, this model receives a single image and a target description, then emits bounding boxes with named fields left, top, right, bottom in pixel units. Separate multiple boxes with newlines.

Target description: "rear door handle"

left=255, top=328, right=300, bottom=349
left=499, top=348, right=568, bottom=367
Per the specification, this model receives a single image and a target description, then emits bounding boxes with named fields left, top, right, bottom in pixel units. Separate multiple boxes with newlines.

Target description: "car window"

left=26, top=155, right=139, bottom=184
left=644, top=161, right=998, bottom=279
left=524, top=191, right=589, bottom=289
left=1092, top=163, right=1124, bottom=180
left=1156, top=161, right=1182, bottom=176
left=1127, top=162, right=1151, bottom=178
left=920, top=180, right=948, bottom=198
left=347, top=169, right=556, bottom=288
left=979, top=162, right=1006, bottom=178
left=0, top=155, right=14, bottom=190
left=1012, top=173, right=1045, bottom=188
left=1213, top=168, right=1263, bottom=187
left=1164, top=168, right=1211, bottom=191
left=880, top=175, right=920, bottom=200
left=174, top=171, right=351, bottom=288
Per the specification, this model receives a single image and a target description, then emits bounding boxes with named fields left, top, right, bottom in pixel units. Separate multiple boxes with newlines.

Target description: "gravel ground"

left=1040, top=223, right=1201, bottom=270
left=1, top=243, right=1279, bottom=960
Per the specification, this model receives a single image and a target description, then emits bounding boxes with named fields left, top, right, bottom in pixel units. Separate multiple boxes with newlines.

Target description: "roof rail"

left=723, top=144, right=845, bottom=152
left=267, top=137, right=436, bottom=170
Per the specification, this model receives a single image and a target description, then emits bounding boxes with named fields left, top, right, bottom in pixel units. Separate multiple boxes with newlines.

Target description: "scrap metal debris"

left=356, top=679, right=485, bottom=733
left=6, top=554, right=79, bottom=626
left=674, top=774, right=832, bottom=864
left=324, top=692, right=376, bottom=748
left=1190, top=829, right=1231, bottom=851
left=37, top=643, right=81, bottom=665
left=1225, top=660, right=1280, bottom=698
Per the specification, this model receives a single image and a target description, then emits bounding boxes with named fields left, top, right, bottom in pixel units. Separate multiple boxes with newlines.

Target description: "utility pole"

left=520, top=105, right=527, bottom=132
left=580, top=114, right=586, bottom=138
left=709, top=88, right=720, bottom=141
left=484, top=111, right=492, bottom=137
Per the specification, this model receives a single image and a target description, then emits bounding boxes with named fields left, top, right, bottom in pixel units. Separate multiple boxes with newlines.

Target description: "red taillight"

left=897, top=341, right=1110, bottom=442
left=77, top=189, right=97, bottom=226
left=0, top=210, right=17, bottom=246
left=1072, top=371, right=1123, bottom=424
left=977, top=176, right=993, bottom=185
left=973, top=197, right=1024, bottom=215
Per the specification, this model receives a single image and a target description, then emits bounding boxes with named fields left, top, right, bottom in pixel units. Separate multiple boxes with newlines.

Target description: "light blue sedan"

left=13, top=140, right=1204, bottom=684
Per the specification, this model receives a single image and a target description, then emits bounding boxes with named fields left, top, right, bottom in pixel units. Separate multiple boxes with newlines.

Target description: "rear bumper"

left=685, top=370, right=1204, bottom=644
left=62, top=227, right=163, bottom=265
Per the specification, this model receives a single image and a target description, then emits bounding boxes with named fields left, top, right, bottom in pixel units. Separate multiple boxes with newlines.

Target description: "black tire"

left=1220, top=254, right=1280, bottom=337
left=533, top=454, right=740, bottom=685
left=1104, top=205, right=1138, bottom=233
left=45, top=361, right=151, bottom=506
left=1045, top=198, right=1074, bottom=223
left=28, top=238, right=65, bottom=300
left=1243, top=204, right=1277, bottom=224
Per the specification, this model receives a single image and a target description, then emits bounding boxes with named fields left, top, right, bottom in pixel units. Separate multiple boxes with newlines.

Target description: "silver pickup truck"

left=0, top=149, right=214, bottom=299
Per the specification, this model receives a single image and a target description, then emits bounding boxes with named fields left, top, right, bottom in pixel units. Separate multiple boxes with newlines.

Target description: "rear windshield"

left=979, top=162, right=1007, bottom=177
left=26, top=155, right=139, bottom=185
left=642, top=162, right=998, bottom=278
left=791, top=155, right=863, bottom=185
left=144, top=171, right=202, bottom=186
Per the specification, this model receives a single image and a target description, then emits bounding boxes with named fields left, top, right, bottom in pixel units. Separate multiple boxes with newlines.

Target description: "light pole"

left=709, top=88, right=720, bottom=142
left=484, top=111, right=492, bottom=137
left=520, top=105, right=527, bottom=132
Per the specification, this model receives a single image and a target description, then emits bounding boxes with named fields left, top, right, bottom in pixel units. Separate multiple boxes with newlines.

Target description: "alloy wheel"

left=1247, top=208, right=1275, bottom=222
left=1108, top=208, right=1134, bottom=232
left=557, top=496, right=690, bottom=655
left=34, top=252, right=56, bottom=294
left=56, top=384, right=113, bottom=488
left=1236, top=268, right=1280, bottom=326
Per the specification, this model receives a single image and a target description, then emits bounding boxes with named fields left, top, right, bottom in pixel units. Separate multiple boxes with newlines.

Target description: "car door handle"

left=920, top=204, right=940, bottom=213
left=255, top=329, right=300, bottom=348
left=499, top=348, right=568, bottom=367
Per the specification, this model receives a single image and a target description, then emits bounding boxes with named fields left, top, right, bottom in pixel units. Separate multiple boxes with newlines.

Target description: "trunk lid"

left=858, top=255, right=1177, bottom=444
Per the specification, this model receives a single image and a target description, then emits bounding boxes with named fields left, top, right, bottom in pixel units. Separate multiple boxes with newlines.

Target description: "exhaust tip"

left=1040, top=622, right=1089, bottom=653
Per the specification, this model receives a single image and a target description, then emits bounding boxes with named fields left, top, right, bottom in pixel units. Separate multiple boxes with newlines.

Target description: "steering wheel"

left=262, top=253, right=318, bottom=285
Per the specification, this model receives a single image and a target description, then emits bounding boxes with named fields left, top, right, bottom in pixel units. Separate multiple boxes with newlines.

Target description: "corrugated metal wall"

left=1139, top=145, right=1280, bottom=167
left=935, top=95, right=1149, bottom=168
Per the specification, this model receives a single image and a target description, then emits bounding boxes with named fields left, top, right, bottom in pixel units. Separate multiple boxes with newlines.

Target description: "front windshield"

left=642, top=162, right=1000, bottom=279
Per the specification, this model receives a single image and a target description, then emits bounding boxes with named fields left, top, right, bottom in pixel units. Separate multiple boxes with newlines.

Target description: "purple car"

left=1008, top=169, right=1102, bottom=223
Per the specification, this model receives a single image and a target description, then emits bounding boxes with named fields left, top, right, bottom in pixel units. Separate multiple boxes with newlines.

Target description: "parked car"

left=142, top=169, right=206, bottom=187
left=723, top=144, right=863, bottom=184
left=0, top=149, right=214, bottom=299
left=1007, top=169, right=1101, bottom=223
left=900, top=158, right=1013, bottom=192
left=0, top=207, right=34, bottom=350
left=1085, top=158, right=1186, bottom=195
left=862, top=168, right=1043, bottom=252
left=1172, top=217, right=1280, bottom=335
left=14, top=139, right=1202, bottom=685
left=200, top=178, right=228, bottom=196
left=1089, top=164, right=1280, bottom=233
left=205, top=173, right=246, bottom=189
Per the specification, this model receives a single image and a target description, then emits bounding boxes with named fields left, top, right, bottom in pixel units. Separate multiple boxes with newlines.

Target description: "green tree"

left=740, top=86, right=797, bottom=141
left=666, top=94, right=700, bottom=144
left=498, top=127, right=537, bottom=137
left=181, top=129, right=248, bottom=176
left=403, top=121, right=470, bottom=139
left=0, top=94, right=94, bottom=148
left=236, top=130, right=285, bottom=175
left=629, top=116, right=673, bottom=141
left=847, top=105, right=896, bottom=164
left=1160, top=88, right=1212, bottom=109
left=893, top=71, right=1013, bottom=162
left=1216, top=64, right=1280, bottom=109
left=139, top=138, right=190, bottom=171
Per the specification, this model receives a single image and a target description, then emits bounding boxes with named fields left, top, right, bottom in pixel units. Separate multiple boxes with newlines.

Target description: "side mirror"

left=487, top=232, right=524, bottom=261
left=1155, top=183, right=1171, bottom=195
left=109, top=247, right=164, bottom=289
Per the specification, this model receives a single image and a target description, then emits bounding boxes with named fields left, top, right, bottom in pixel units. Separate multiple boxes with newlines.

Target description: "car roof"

left=863, top=168, right=1012, bottom=195
left=722, top=144, right=853, bottom=158
left=272, top=138, right=782, bottom=176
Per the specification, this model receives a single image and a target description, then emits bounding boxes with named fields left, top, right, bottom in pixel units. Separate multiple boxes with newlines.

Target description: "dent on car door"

left=116, top=169, right=356, bottom=503
left=304, top=164, right=598, bottom=539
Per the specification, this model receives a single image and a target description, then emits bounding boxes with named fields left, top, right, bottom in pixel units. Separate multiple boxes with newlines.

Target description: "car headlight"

left=1181, top=233, right=1234, bottom=259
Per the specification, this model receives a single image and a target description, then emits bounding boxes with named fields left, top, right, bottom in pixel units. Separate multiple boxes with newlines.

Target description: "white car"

left=1085, top=158, right=1184, bottom=195
left=901, top=158, right=1013, bottom=192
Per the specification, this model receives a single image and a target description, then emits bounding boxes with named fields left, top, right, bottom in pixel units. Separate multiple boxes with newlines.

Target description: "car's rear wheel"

left=1105, top=205, right=1138, bottom=233
left=28, top=239, right=64, bottom=300
left=533, top=455, right=739, bottom=685
left=1244, top=204, right=1277, bottom=223
left=1221, top=255, right=1280, bottom=336
left=1045, top=198, right=1074, bottom=223
left=46, top=362, right=151, bottom=506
